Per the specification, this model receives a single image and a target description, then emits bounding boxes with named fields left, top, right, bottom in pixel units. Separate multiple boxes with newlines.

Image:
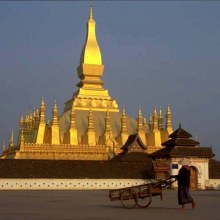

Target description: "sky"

left=0, top=1, right=220, bottom=160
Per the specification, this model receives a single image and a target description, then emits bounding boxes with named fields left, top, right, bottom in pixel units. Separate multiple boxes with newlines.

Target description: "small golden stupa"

left=1, top=5, right=173, bottom=160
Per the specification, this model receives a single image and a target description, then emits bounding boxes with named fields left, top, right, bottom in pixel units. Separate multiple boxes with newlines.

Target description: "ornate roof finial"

left=20, top=129, right=24, bottom=146
left=9, top=129, right=14, bottom=148
left=154, top=106, right=157, bottom=115
left=158, top=107, right=164, bottom=130
left=122, top=106, right=126, bottom=116
left=52, top=100, right=58, bottom=126
left=104, top=107, right=112, bottom=140
left=166, top=103, right=173, bottom=134
left=143, top=115, right=149, bottom=131
left=88, top=107, right=94, bottom=130
left=137, top=107, right=143, bottom=133
left=19, top=113, right=24, bottom=130
left=167, top=103, right=171, bottom=114
left=121, top=106, right=127, bottom=133
left=159, top=106, right=162, bottom=116
left=149, top=114, right=153, bottom=132
left=2, top=141, right=6, bottom=152
left=153, top=107, right=158, bottom=131
left=70, top=106, right=76, bottom=129
left=120, top=106, right=128, bottom=144
left=39, top=98, right=46, bottom=124
left=87, top=105, right=96, bottom=146
left=89, top=0, right=93, bottom=20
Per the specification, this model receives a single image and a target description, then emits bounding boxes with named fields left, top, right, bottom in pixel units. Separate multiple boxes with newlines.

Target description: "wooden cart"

left=109, top=179, right=176, bottom=209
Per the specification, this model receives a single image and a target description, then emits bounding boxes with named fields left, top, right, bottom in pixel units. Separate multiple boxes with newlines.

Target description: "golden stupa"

left=1, top=5, right=173, bottom=160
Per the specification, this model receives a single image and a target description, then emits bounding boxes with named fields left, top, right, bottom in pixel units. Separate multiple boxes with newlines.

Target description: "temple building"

left=150, top=125, right=214, bottom=190
left=0, top=5, right=173, bottom=160
left=0, top=4, right=219, bottom=191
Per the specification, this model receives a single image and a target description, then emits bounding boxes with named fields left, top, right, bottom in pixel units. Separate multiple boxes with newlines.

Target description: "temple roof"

left=169, top=125, right=192, bottom=139
left=150, top=146, right=214, bottom=158
left=150, top=125, right=214, bottom=159
left=162, top=125, right=200, bottom=147
left=79, top=5, right=102, bottom=65
left=121, top=134, right=147, bottom=151
left=112, top=134, right=149, bottom=162
left=162, top=138, right=199, bottom=147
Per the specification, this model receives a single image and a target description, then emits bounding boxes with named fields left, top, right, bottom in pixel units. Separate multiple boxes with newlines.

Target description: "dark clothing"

left=175, top=166, right=190, bottom=187
left=178, top=186, right=193, bottom=205
left=171, top=166, right=194, bottom=205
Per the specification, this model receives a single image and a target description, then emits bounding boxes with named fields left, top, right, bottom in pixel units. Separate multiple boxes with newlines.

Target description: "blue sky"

left=0, top=1, right=220, bottom=159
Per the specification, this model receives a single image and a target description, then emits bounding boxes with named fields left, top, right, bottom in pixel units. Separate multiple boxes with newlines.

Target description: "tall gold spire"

left=69, top=106, right=78, bottom=145
left=70, top=106, right=76, bottom=130
left=136, top=107, right=146, bottom=145
left=88, top=108, right=95, bottom=131
left=51, top=101, right=58, bottom=126
left=121, top=108, right=128, bottom=134
left=39, top=98, right=45, bottom=124
left=120, top=107, right=128, bottom=145
left=89, top=0, right=93, bottom=21
left=36, top=98, right=46, bottom=144
left=25, top=113, right=29, bottom=131
left=149, top=114, right=153, bottom=132
left=166, top=104, right=173, bottom=134
left=104, top=108, right=113, bottom=141
left=9, top=129, right=14, bottom=148
left=148, top=107, right=162, bottom=147
left=51, top=101, right=60, bottom=145
left=32, top=109, right=37, bottom=129
left=35, top=108, right=40, bottom=128
left=79, top=3, right=102, bottom=66
left=105, top=109, right=111, bottom=132
left=137, top=107, right=143, bottom=133
left=143, top=116, right=149, bottom=132
left=20, top=130, right=24, bottom=147
left=158, top=107, right=164, bottom=130
left=65, top=3, right=119, bottom=113
left=29, top=113, right=33, bottom=131
left=19, top=114, right=24, bottom=130
left=87, top=108, right=96, bottom=146
left=2, top=141, right=6, bottom=152
left=153, top=107, right=158, bottom=131
left=18, top=113, right=24, bottom=144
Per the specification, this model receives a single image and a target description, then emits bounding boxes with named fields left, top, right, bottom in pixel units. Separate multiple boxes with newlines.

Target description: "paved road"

left=0, top=190, right=219, bottom=220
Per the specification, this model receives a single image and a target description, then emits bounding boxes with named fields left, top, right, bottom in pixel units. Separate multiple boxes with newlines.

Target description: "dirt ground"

left=0, top=190, right=219, bottom=220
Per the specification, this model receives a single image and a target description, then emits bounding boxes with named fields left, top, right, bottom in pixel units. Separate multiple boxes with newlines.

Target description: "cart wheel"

left=136, top=188, right=152, bottom=208
left=120, top=189, right=137, bottom=209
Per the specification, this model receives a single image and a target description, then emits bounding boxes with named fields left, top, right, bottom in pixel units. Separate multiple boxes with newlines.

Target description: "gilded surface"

left=1, top=5, right=173, bottom=161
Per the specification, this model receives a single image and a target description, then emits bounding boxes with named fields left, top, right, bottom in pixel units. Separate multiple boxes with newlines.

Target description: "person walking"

left=170, top=158, right=196, bottom=209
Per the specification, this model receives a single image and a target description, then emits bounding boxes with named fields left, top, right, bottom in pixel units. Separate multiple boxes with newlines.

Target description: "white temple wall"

left=0, top=179, right=155, bottom=190
left=169, top=158, right=210, bottom=190
left=208, top=179, right=220, bottom=190
left=0, top=177, right=219, bottom=190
